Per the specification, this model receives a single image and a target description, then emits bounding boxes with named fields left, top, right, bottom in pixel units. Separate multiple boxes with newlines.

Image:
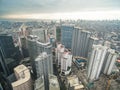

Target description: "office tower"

left=36, top=41, right=52, bottom=55
left=19, top=36, right=29, bottom=58
left=0, top=34, right=16, bottom=58
left=35, top=52, right=53, bottom=90
left=87, top=45, right=108, bottom=81
left=35, top=52, right=53, bottom=78
left=72, top=27, right=91, bottom=58
left=56, top=26, right=61, bottom=42
left=30, top=29, right=48, bottom=43
left=49, top=34, right=56, bottom=47
left=56, top=43, right=65, bottom=66
left=0, top=72, right=13, bottom=90
left=87, top=37, right=99, bottom=57
left=26, top=35, right=38, bottom=60
left=61, top=50, right=72, bottom=75
left=19, top=24, right=29, bottom=37
left=34, top=74, right=60, bottom=90
left=61, top=25, right=74, bottom=49
left=0, top=49, right=9, bottom=76
left=27, top=35, right=52, bottom=60
left=0, top=34, right=21, bottom=75
left=11, top=64, right=32, bottom=90
left=103, top=49, right=117, bottom=75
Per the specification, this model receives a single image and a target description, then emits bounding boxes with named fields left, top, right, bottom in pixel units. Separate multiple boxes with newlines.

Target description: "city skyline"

left=0, top=0, right=120, bottom=20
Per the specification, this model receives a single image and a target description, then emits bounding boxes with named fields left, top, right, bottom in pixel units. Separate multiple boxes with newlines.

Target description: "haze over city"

left=0, top=0, right=120, bottom=20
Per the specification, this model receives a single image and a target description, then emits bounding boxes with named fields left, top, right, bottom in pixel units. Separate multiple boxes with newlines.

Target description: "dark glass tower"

left=0, top=34, right=21, bottom=75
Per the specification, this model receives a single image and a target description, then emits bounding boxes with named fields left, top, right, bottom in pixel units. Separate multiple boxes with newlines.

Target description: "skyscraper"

left=30, top=29, right=48, bottom=43
left=87, top=37, right=99, bottom=57
left=27, top=35, right=52, bottom=61
left=61, top=25, right=74, bottom=49
left=102, top=49, right=117, bottom=75
left=0, top=34, right=21, bottom=75
left=35, top=52, right=53, bottom=78
left=72, top=27, right=91, bottom=58
left=26, top=35, right=38, bottom=60
left=35, top=52, right=53, bottom=90
left=56, top=26, right=61, bottom=42
left=87, top=45, right=108, bottom=81
left=0, top=34, right=16, bottom=58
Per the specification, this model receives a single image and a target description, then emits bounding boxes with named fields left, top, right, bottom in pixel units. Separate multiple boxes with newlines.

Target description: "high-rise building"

left=0, top=34, right=21, bottom=75
left=72, top=27, right=91, bottom=58
left=26, top=35, right=38, bottom=60
left=30, top=29, right=48, bottom=43
left=87, top=37, right=99, bottom=57
left=56, top=26, right=61, bottom=42
left=35, top=52, right=53, bottom=78
left=35, top=52, right=53, bottom=90
left=11, top=64, right=32, bottom=90
left=0, top=49, right=9, bottom=76
left=102, top=49, right=117, bottom=75
left=61, top=50, right=72, bottom=75
left=0, top=34, right=16, bottom=58
left=61, top=25, right=74, bottom=49
left=27, top=35, right=52, bottom=61
left=87, top=45, right=108, bottom=81
left=56, top=43, right=65, bottom=66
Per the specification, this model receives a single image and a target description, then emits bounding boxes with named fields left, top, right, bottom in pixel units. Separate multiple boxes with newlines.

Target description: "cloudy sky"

left=0, top=0, right=120, bottom=20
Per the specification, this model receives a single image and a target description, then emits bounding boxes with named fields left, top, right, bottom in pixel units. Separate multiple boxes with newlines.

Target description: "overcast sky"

left=0, top=0, right=120, bottom=20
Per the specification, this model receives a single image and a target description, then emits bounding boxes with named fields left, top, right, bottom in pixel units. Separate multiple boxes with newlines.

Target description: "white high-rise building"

left=56, top=43, right=65, bottom=66
left=72, top=27, right=91, bottom=58
left=61, top=50, right=72, bottom=75
left=103, top=49, right=117, bottom=75
left=35, top=52, right=53, bottom=78
left=87, top=45, right=108, bottom=81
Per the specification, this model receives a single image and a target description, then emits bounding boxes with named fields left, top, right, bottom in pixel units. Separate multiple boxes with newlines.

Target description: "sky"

left=0, top=0, right=120, bottom=20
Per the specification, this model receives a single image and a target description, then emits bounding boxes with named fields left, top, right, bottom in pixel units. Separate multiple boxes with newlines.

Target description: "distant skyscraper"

left=87, top=45, right=108, bottom=81
left=72, top=27, right=91, bottom=58
left=102, top=49, right=117, bottom=75
left=56, top=26, right=61, bottom=42
left=61, top=25, right=74, bottom=49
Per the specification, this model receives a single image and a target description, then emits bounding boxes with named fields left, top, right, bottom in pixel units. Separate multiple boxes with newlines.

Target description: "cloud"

left=0, top=0, right=120, bottom=18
